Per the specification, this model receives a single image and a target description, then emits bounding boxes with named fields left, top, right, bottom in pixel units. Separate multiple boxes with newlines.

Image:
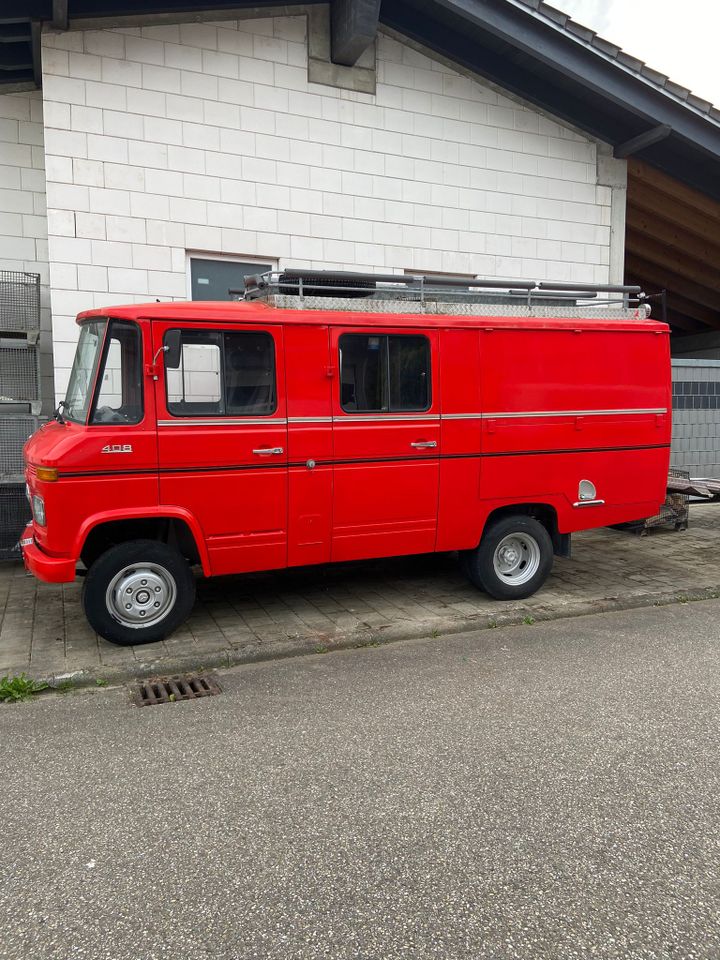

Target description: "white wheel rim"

left=106, top=562, right=177, bottom=629
left=492, top=532, right=541, bottom=586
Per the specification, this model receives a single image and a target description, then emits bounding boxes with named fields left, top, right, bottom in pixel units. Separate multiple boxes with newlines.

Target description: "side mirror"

left=164, top=329, right=182, bottom=369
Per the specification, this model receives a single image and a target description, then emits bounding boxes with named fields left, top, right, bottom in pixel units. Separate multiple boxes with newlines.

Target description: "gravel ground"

left=2, top=601, right=720, bottom=959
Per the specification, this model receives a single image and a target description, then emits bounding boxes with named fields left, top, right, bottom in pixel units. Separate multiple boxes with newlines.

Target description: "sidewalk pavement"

left=1, top=504, right=719, bottom=687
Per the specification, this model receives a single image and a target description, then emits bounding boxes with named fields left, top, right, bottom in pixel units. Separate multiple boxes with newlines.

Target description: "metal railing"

left=236, top=269, right=644, bottom=310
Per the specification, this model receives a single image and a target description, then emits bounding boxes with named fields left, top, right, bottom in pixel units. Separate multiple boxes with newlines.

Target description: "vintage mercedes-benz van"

left=22, top=270, right=671, bottom=644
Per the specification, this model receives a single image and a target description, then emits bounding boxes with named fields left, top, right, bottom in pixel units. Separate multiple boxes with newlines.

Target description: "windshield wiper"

left=53, top=400, right=67, bottom=424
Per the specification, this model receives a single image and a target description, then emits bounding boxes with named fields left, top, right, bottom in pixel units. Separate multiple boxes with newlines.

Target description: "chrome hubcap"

left=106, top=563, right=177, bottom=629
left=492, top=533, right=541, bottom=586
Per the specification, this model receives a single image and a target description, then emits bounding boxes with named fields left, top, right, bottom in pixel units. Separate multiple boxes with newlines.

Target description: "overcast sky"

left=557, top=0, right=720, bottom=106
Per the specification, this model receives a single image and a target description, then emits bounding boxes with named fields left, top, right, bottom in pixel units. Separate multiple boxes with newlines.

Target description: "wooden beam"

left=628, top=158, right=720, bottom=224
left=625, top=229, right=720, bottom=291
left=614, top=124, right=672, bottom=159
left=627, top=181, right=720, bottom=242
left=665, top=310, right=704, bottom=333
left=665, top=293, right=720, bottom=329
left=628, top=280, right=719, bottom=331
left=632, top=283, right=720, bottom=329
left=626, top=204, right=720, bottom=270
left=625, top=274, right=703, bottom=332
left=625, top=254, right=720, bottom=313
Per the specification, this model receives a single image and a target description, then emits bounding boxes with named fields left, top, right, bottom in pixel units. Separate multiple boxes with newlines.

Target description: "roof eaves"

left=506, top=0, right=720, bottom=127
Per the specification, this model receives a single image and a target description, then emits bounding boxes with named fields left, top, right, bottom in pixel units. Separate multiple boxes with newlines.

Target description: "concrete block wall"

left=671, top=359, right=720, bottom=478
left=38, top=14, right=615, bottom=396
left=0, top=91, right=54, bottom=411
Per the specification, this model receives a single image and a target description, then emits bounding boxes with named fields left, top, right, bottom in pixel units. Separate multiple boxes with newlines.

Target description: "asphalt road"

left=2, top=602, right=720, bottom=960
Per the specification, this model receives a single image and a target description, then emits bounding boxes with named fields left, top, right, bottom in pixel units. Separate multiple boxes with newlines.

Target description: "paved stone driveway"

left=1, top=505, right=719, bottom=682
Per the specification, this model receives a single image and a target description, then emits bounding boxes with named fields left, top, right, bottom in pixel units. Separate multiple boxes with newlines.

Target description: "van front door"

left=152, top=320, right=288, bottom=576
left=330, top=327, right=440, bottom=562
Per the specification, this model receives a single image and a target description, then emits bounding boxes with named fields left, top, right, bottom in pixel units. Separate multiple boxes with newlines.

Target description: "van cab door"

left=330, top=326, right=440, bottom=561
left=152, top=320, right=288, bottom=577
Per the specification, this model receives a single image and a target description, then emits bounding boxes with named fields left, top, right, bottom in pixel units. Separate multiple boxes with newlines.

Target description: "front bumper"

left=20, top=526, right=77, bottom=583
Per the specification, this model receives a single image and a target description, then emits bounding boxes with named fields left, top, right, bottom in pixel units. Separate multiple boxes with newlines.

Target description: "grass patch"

left=0, top=673, right=49, bottom=703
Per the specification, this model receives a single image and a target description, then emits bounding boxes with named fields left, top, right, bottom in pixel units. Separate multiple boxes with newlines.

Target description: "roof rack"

left=233, top=270, right=650, bottom=320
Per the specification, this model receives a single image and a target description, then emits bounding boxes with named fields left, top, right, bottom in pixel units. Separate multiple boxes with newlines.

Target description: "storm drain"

left=132, top=673, right=222, bottom=707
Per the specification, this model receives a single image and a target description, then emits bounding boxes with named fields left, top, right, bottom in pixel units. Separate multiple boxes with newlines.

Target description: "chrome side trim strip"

left=158, top=418, right=288, bottom=427
left=159, top=408, right=666, bottom=427
left=573, top=499, right=606, bottom=508
left=442, top=413, right=484, bottom=420
left=483, top=407, right=667, bottom=419
left=332, top=415, right=440, bottom=423
left=288, top=417, right=333, bottom=423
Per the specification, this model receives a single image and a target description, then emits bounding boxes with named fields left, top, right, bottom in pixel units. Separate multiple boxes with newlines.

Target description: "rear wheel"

left=462, top=515, right=553, bottom=600
left=82, top=539, right=196, bottom=645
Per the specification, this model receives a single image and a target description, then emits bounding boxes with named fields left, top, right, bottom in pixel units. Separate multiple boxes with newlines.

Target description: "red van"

left=21, top=271, right=670, bottom=645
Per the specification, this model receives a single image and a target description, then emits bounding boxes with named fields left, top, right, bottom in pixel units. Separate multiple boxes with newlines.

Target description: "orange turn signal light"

left=35, top=466, right=58, bottom=482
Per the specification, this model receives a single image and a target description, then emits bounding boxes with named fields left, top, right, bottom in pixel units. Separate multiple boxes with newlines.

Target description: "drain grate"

left=132, top=673, right=222, bottom=707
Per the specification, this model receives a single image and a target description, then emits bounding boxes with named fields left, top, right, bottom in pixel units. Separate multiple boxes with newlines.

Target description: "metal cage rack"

left=238, top=269, right=650, bottom=320
left=0, top=270, right=42, bottom=559
left=0, top=416, right=41, bottom=483
left=0, top=269, right=40, bottom=334
left=0, top=342, right=41, bottom=408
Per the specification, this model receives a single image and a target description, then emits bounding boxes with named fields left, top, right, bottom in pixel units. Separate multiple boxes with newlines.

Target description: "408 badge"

left=101, top=444, right=133, bottom=454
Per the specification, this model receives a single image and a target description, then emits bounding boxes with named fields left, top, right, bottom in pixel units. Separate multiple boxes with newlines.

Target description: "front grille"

left=0, top=485, right=31, bottom=560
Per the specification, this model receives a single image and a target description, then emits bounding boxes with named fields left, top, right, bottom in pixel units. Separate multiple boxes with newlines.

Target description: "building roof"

left=513, top=0, right=719, bottom=123
left=380, top=0, right=720, bottom=200
left=2, top=0, right=719, bottom=199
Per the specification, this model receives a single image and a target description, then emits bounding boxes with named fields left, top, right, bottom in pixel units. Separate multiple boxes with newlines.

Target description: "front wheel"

left=462, top=515, right=553, bottom=600
left=82, top=539, right=196, bottom=645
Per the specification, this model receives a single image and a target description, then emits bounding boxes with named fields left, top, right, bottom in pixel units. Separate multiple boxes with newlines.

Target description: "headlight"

left=32, top=494, right=46, bottom=526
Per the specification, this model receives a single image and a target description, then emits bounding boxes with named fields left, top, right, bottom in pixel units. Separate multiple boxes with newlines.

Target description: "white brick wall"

left=40, top=15, right=614, bottom=395
left=0, top=90, right=54, bottom=407
left=0, top=90, right=49, bottom=292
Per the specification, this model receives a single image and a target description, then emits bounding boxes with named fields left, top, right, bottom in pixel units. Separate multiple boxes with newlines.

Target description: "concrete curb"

left=8, top=582, right=720, bottom=694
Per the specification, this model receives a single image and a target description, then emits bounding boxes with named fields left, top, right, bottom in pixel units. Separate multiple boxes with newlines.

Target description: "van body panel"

left=437, top=327, right=483, bottom=551
left=21, top=299, right=672, bottom=586
left=151, top=319, right=289, bottom=576
left=329, top=326, right=441, bottom=562
left=284, top=323, right=333, bottom=567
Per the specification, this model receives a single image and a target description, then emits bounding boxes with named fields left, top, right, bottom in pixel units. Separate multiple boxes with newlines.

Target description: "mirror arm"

left=146, top=344, right=168, bottom=381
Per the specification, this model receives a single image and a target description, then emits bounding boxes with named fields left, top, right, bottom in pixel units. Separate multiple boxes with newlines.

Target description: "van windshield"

left=64, top=320, right=107, bottom=424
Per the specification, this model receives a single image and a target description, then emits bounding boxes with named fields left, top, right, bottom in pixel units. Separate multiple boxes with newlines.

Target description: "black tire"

left=82, top=539, right=196, bottom=645
left=463, top=515, right=553, bottom=600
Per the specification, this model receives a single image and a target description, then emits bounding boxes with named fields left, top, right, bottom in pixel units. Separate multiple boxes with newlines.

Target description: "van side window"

left=165, top=329, right=276, bottom=417
left=91, top=320, right=143, bottom=425
left=339, top=334, right=430, bottom=413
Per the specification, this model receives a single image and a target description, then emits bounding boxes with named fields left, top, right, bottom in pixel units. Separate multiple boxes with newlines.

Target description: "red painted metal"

left=22, top=300, right=671, bottom=584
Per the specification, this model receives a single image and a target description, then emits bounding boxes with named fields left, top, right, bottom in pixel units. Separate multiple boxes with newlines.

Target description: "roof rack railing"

left=236, top=270, right=645, bottom=310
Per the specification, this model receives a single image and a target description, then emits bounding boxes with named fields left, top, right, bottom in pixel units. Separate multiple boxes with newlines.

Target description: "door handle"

left=252, top=447, right=284, bottom=456
left=410, top=440, right=437, bottom=449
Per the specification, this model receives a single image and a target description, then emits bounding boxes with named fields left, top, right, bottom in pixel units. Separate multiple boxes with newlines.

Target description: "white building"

left=1, top=0, right=719, bottom=409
